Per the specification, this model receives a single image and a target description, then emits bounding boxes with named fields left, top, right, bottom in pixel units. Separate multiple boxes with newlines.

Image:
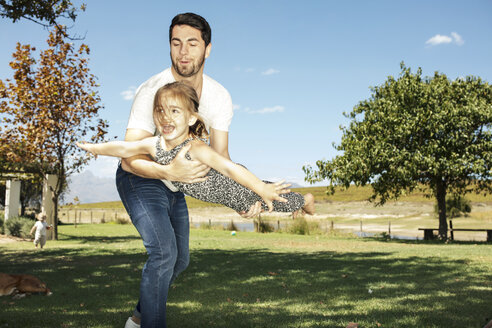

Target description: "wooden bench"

left=418, top=228, right=492, bottom=242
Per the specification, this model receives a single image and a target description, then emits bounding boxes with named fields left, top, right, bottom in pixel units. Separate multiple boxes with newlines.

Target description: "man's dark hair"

left=169, top=13, right=212, bottom=46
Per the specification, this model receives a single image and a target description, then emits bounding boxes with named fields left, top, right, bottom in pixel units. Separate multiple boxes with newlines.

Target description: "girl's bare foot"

left=302, top=193, right=315, bottom=215
left=292, top=193, right=315, bottom=219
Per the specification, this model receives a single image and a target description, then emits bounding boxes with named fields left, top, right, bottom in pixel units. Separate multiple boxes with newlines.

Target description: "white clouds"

left=426, top=34, right=452, bottom=45
left=235, top=104, right=285, bottom=114
left=246, top=105, right=285, bottom=114
left=425, top=32, right=464, bottom=46
left=261, top=68, right=280, bottom=76
left=451, top=32, right=464, bottom=46
left=235, top=67, right=280, bottom=75
left=121, top=86, right=136, bottom=101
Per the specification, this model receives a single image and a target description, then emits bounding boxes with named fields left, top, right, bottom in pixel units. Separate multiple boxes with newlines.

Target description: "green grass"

left=1, top=224, right=491, bottom=327
left=292, top=185, right=492, bottom=203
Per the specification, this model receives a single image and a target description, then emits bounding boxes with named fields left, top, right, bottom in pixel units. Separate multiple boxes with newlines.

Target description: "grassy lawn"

left=1, top=224, right=491, bottom=328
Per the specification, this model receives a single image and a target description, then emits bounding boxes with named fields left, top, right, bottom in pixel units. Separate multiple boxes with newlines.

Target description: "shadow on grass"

left=58, top=232, right=141, bottom=244
left=170, top=249, right=492, bottom=328
left=0, top=246, right=491, bottom=327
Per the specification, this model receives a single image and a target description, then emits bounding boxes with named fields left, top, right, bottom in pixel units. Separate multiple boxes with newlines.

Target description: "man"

left=118, top=13, right=261, bottom=328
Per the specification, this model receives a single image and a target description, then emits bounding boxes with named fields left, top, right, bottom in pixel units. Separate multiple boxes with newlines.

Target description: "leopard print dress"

left=154, top=137, right=305, bottom=213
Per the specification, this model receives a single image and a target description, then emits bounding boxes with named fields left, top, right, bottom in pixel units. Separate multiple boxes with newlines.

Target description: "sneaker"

left=124, top=317, right=140, bottom=328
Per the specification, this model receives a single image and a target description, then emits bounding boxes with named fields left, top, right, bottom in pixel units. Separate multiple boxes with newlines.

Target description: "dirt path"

left=0, top=234, right=28, bottom=244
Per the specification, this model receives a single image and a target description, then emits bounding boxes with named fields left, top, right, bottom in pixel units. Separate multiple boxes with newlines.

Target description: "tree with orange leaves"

left=0, top=26, right=108, bottom=239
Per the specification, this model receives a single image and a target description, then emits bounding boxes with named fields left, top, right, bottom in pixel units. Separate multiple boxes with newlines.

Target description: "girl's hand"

left=260, top=181, right=291, bottom=212
left=76, top=141, right=97, bottom=157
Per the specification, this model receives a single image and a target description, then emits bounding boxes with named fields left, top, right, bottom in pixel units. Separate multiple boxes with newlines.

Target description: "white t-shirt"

left=126, top=68, right=233, bottom=191
left=127, top=68, right=233, bottom=134
left=34, top=221, right=48, bottom=238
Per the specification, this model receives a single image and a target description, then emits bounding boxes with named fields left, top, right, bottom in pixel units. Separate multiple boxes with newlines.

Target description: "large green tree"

left=304, top=64, right=492, bottom=239
left=0, top=27, right=107, bottom=239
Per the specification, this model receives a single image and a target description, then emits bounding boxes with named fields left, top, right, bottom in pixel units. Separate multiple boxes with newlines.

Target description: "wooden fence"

left=58, top=208, right=130, bottom=224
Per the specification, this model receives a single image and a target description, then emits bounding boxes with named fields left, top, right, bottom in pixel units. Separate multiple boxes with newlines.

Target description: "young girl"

left=29, top=212, right=52, bottom=249
left=77, top=82, right=315, bottom=216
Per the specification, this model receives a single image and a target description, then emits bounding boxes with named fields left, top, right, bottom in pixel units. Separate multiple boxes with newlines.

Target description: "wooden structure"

left=2, top=174, right=57, bottom=239
left=419, top=224, right=492, bottom=242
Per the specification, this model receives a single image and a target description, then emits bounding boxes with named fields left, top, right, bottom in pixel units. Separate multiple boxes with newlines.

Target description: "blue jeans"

left=116, top=165, right=190, bottom=328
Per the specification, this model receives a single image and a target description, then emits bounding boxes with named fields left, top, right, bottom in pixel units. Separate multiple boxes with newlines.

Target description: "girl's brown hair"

left=153, top=82, right=208, bottom=139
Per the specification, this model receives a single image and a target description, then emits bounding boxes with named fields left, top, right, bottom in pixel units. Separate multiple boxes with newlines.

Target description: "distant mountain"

left=64, top=170, right=119, bottom=204
left=288, top=182, right=304, bottom=188
left=65, top=172, right=306, bottom=205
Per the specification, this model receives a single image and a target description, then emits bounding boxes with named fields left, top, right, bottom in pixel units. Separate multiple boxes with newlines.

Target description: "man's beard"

left=172, top=53, right=206, bottom=78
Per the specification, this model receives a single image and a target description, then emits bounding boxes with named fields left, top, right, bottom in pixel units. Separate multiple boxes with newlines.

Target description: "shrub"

left=255, top=218, right=274, bottom=233
left=5, top=216, right=35, bottom=238
left=197, top=221, right=225, bottom=231
left=197, top=221, right=211, bottom=230
left=115, top=217, right=131, bottom=224
left=0, top=212, right=4, bottom=234
left=288, top=217, right=322, bottom=235
left=225, top=220, right=238, bottom=231
left=435, top=194, right=472, bottom=218
left=289, top=217, right=310, bottom=235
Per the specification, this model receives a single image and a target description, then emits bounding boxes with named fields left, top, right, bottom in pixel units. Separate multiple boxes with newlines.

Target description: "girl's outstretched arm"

left=188, top=140, right=291, bottom=212
left=76, top=137, right=156, bottom=159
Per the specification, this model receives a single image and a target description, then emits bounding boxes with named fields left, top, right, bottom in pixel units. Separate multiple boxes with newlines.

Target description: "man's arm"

left=120, top=128, right=209, bottom=183
left=209, top=128, right=230, bottom=159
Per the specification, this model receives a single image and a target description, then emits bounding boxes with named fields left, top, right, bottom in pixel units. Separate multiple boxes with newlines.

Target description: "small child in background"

left=30, top=213, right=51, bottom=249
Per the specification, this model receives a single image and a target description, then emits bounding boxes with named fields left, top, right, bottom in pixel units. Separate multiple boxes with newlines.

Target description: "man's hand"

left=165, top=144, right=210, bottom=183
left=121, top=146, right=210, bottom=181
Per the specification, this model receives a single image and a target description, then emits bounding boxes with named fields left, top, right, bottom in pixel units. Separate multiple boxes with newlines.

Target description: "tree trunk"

left=436, top=179, right=448, bottom=240
left=52, top=194, right=59, bottom=240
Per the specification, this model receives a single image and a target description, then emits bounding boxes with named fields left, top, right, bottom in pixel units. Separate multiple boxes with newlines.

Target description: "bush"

left=0, top=212, right=4, bottom=234
left=5, top=216, right=35, bottom=238
left=196, top=221, right=225, bottom=231
left=225, top=220, right=238, bottom=231
left=435, top=194, right=472, bottom=218
left=198, top=221, right=212, bottom=230
left=255, top=218, right=274, bottom=233
left=115, top=217, right=131, bottom=224
left=288, top=217, right=321, bottom=235
left=289, top=217, right=310, bottom=235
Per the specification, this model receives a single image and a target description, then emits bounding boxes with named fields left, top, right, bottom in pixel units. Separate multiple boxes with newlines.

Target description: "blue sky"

left=1, top=0, right=491, bottom=192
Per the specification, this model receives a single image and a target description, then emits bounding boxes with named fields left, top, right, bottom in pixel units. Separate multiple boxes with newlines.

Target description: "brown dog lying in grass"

left=0, top=273, right=52, bottom=298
